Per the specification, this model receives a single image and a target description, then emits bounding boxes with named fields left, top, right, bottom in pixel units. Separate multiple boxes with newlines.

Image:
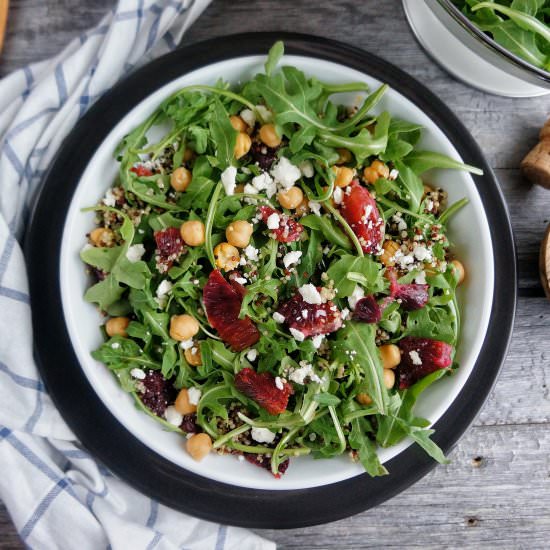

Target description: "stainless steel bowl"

left=424, top=0, right=550, bottom=89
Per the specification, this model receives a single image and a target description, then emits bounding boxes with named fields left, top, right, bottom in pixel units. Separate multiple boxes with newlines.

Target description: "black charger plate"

left=25, top=33, right=516, bottom=528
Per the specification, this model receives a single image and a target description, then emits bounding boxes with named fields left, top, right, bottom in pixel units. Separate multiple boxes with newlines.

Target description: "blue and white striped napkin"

left=0, top=1, right=274, bottom=547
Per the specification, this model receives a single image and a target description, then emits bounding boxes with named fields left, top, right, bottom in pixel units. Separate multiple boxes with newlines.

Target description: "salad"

left=452, top=0, right=550, bottom=71
left=81, top=42, right=480, bottom=478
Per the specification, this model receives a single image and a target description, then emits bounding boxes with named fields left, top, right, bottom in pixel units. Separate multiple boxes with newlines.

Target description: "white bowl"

left=60, top=54, right=494, bottom=491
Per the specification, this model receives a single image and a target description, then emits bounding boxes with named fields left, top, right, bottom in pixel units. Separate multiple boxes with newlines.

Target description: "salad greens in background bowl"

left=27, top=34, right=516, bottom=527
left=404, top=0, right=550, bottom=97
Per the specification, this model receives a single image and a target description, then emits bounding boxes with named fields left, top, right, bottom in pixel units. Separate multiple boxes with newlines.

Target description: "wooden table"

left=2, top=0, right=550, bottom=547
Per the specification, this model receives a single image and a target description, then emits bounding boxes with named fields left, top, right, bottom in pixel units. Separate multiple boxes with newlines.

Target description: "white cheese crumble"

left=251, top=171, right=274, bottom=191
left=333, top=186, right=343, bottom=205
left=414, top=245, right=432, bottom=262
left=102, top=188, right=117, bottom=207
left=243, top=183, right=257, bottom=195
left=341, top=307, right=351, bottom=320
left=415, top=271, right=427, bottom=285
left=409, top=350, right=423, bottom=366
left=289, top=363, right=321, bottom=384
left=255, top=104, right=273, bottom=123
left=165, top=406, right=183, bottom=427
left=311, top=334, right=325, bottom=349
left=180, top=339, right=194, bottom=350
left=244, top=245, right=260, bottom=261
left=389, top=168, right=399, bottom=180
left=251, top=427, right=276, bottom=444
left=348, top=285, right=365, bottom=310
left=155, top=280, right=173, bottom=308
left=275, top=376, right=284, bottom=390
left=234, top=277, right=247, bottom=285
left=221, top=166, right=237, bottom=196
left=187, top=387, right=202, bottom=406
left=290, top=328, right=305, bottom=342
left=130, top=368, right=145, bottom=379
left=271, top=157, right=301, bottom=189
left=246, top=349, right=258, bottom=361
left=308, top=201, right=322, bottom=216
left=298, top=283, right=322, bottom=305
left=126, top=244, right=145, bottom=263
left=273, top=312, right=286, bottom=324
left=267, top=212, right=281, bottom=229
left=283, top=250, right=302, bottom=269
left=240, top=108, right=256, bottom=128
left=298, top=160, right=314, bottom=178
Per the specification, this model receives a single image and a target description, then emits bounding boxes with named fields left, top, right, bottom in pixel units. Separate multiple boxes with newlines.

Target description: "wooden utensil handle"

left=0, top=0, right=9, bottom=55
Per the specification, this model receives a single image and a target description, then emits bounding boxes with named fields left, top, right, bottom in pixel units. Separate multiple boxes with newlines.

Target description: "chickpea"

left=383, top=368, right=396, bottom=389
left=423, top=183, right=434, bottom=196
left=171, top=167, right=192, bottom=192
left=183, top=148, right=195, bottom=162
left=184, top=344, right=202, bottom=367
left=333, top=166, right=355, bottom=188
left=259, top=124, right=281, bottom=148
left=380, top=240, right=400, bottom=267
left=186, top=433, right=213, bottom=462
left=356, top=393, right=373, bottom=406
left=371, top=160, right=390, bottom=180
left=363, top=166, right=379, bottom=184
left=235, top=183, right=245, bottom=194
left=180, top=220, right=205, bottom=247
left=278, top=186, right=304, bottom=210
left=379, top=344, right=401, bottom=370
left=169, top=314, right=199, bottom=341
left=451, top=259, right=465, bottom=285
left=336, top=148, right=352, bottom=164
left=234, top=132, right=252, bottom=159
left=295, top=197, right=310, bottom=217
left=89, top=227, right=115, bottom=247
left=105, top=316, right=130, bottom=337
left=230, top=115, right=248, bottom=132
left=175, top=388, right=197, bottom=415
left=226, top=220, right=253, bottom=248
left=213, top=242, right=240, bottom=271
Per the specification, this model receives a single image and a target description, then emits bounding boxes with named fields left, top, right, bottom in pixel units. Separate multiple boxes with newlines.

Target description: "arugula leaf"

left=264, top=41, right=284, bottom=76
left=404, top=150, right=484, bottom=176
left=92, top=336, right=158, bottom=369
left=300, top=214, right=351, bottom=250
left=80, top=246, right=121, bottom=272
left=209, top=99, right=237, bottom=170
left=326, top=255, right=382, bottom=297
left=349, top=417, right=388, bottom=476
left=84, top=274, right=125, bottom=312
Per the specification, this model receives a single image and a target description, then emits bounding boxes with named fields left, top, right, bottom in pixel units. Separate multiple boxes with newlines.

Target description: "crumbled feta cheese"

left=165, top=406, right=183, bottom=427
left=389, top=168, right=399, bottom=180
left=251, top=427, right=276, bottom=444
left=243, top=183, right=257, bottom=195
left=267, top=212, right=280, bottom=229
left=126, top=244, right=145, bottom=263
left=103, top=188, right=117, bottom=207
left=271, top=157, right=301, bottom=189
left=180, top=339, right=194, bottom=350
left=311, top=334, right=325, bottom=349
left=240, top=108, right=256, bottom=128
left=413, top=245, right=432, bottom=262
left=301, top=309, right=309, bottom=319
left=298, top=160, right=314, bottom=178
left=341, top=307, right=351, bottom=320
left=272, top=312, right=286, bottom=324
left=251, top=171, right=273, bottom=191
left=221, top=166, right=237, bottom=196
left=308, top=201, right=322, bottom=216
left=244, top=245, right=260, bottom=262
left=130, top=368, right=145, bottom=380
left=275, top=376, right=284, bottom=390
left=255, top=104, right=273, bottom=123
left=333, top=187, right=343, bottom=205
left=283, top=250, right=302, bottom=269
left=289, top=363, right=321, bottom=384
left=298, top=283, right=322, bottom=305
left=234, top=277, right=247, bottom=285
left=348, top=285, right=365, bottom=310
left=187, top=387, right=202, bottom=406
left=290, top=328, right=305, bottom=342
left=111, top=342, right=120, bottom=349
left=409, top=350, right=423, bottom=366
left=246, top=349, right=258, bottom=361
left=156, top=280, right=173, bottom=300
left=415, top=271, right=427, bottom=285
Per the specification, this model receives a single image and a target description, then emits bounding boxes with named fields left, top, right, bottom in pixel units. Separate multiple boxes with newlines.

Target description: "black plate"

left=26, top=33, right=516, bottom=528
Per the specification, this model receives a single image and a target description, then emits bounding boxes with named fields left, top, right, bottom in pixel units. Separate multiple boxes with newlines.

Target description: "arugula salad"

left=452, top=0, right=550, bottom=71
left=81, top=42, right=480, bottom=478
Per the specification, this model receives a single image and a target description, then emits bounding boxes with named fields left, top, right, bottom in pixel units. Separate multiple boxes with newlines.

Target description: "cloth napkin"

left=0, top=1, right=274, bottom=548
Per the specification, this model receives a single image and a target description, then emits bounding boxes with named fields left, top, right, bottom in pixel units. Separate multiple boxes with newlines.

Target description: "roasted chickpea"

left=175, top=388, right=197, bottom=415
left=277, top=186, right=304, bottom=210
left=213, top=242, right=240, bottom=271
left=363, top=166, right=379, bottom=184
left=186, top=433, right=213, bottom=461
left=383, top=368, right=396, bottom=389
left=105, top=316, right=130, bottom=337
left=184, top=344, right=202, bottom=367
left=379, top=344, right=401, bottom=370
left=371, top=160, right=390, bottom=180
left=170, top=167, right=192, bottom=192
left=235, top=183, right=245, bottom=194
left=89, top=227, right=115, bottom=247
left=356, top=393, right=373, bottom=406
left=259, top=124, right=281, bottom=148
left=336, top=148, right=353, bottom=164
left=180, top=220, right=205, bottom=247
left=234, top=132, right=252, bottom=159
left=380, top=240, right=400, bottom=267
left=169, top=314, right=199, bottom=342
left=183, top=148, right=195, bottom=162
left=230, top=115, right=248, bottom=132
left=451, top=259, right=465, bottom=285
left=333, top=166, right=355, bottom=188
left=423, top=183, right=435, bottom=196
left=226, top=220, right=253, bottom=248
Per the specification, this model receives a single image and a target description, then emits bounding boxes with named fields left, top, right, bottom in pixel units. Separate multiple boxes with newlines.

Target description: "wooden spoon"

left=540, top=222, right=550, bottom=300
left=0, top=0, right=8, bottom=55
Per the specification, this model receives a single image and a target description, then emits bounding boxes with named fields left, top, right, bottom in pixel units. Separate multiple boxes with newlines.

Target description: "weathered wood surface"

left=2, top=0, right=550, bottom=548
